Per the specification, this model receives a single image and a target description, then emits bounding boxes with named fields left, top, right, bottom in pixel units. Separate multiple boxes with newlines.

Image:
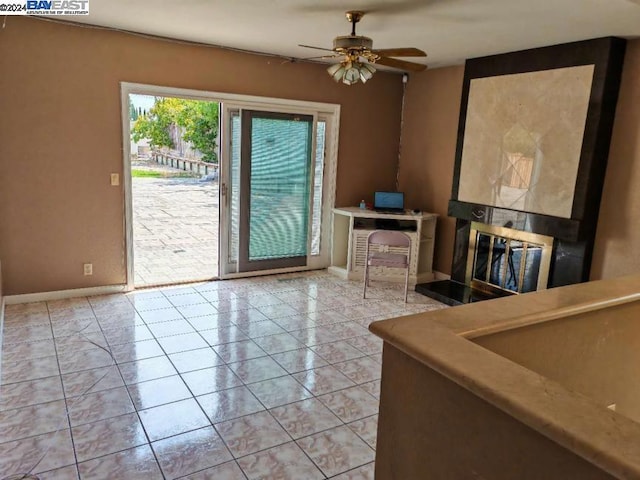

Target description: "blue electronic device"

left=374, top=191, right=405, bottom=213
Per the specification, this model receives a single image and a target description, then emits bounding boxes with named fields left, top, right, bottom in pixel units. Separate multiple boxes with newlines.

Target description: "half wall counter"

left=370, top=274, right=640, bottom=479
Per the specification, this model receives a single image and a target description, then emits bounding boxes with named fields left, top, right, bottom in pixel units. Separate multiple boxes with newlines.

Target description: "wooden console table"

left=329, top=207, right=438, bottom=285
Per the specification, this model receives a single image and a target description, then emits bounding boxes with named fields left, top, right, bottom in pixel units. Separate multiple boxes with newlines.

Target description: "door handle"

left=221, top=183, right=228, bottom=206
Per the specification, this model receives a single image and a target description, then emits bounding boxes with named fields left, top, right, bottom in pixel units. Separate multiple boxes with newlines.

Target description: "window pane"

left=311, top=120, right=326, bottom=256
left=229, top=112, right=241, bottom=264
left=248, top=116, right=312, bottom=261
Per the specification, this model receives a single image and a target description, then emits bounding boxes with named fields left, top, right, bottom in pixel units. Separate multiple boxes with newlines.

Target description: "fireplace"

left=416, top=37, right=626, bottom=306
left=466, top=222, right=553, bottom=297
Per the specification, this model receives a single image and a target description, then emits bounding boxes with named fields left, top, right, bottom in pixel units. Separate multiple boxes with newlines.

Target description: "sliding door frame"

left=120, top=82, right=340, bottom=289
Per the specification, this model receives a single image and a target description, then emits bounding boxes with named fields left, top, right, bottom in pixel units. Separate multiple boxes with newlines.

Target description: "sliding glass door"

left=219, top=105, right=334, bottom=278
left=238, top=110, right=313, bottom=271
left=120, top=82, right=339, bottom=287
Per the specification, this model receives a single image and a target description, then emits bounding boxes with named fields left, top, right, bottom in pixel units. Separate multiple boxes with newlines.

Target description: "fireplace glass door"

left=467, top=223, right=553, bottom=294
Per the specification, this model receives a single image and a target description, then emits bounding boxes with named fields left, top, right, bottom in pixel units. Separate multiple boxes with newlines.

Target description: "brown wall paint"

left=592, top=39, right=640, bottom=279
left=400, top=41, right=640, bottom=280
left=0, top=17, right=403, bottom=295
left=398, top=65, right=464, bottom=274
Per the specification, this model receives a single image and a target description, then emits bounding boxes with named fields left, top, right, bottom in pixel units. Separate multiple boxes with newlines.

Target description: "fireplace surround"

left=417, top=37, right=627, bottom=306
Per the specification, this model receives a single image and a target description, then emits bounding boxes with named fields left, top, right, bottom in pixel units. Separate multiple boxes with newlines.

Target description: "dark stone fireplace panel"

left=448, top=200, right=581, bottom=243
left=450, top=219, right=472, bottom=284
left=417, top=37, right=627, bottom=304
left=551, top=239, right=590, bottom=288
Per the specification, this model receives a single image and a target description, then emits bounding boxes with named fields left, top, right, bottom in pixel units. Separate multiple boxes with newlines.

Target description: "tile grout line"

left=88, top=297, right=168, bottom=480
left=126, top=286, right=375, bottom=477
left=1, top=273, right=443, bottom=479
left=2, top=301, right=80, bottom=478
left=48, top=300, right=82, bottom=480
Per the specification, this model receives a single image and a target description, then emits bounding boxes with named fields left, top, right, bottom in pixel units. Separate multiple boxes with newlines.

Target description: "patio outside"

left=129, top=94, right=220, bottom=288
left=132, top=158, right=218, bottom=287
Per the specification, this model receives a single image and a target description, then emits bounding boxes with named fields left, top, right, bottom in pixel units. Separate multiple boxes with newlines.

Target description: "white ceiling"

left=66, top=0, right=640, bottom=70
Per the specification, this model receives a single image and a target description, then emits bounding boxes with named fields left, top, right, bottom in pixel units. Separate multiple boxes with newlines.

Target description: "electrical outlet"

left=83, top=263, right=93, bottom=276
left=110, top=173, right=120, bottom=186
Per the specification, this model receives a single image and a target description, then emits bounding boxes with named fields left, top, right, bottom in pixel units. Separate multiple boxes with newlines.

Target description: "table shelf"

left=330, top=207, right=438, bottom=285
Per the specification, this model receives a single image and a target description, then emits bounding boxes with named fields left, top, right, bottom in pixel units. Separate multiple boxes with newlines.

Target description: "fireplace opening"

left=466, top=222, right=553, bottom=296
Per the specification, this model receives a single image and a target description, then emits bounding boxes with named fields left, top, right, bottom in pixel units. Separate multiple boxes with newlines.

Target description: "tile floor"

left=0, top=271, right=445, bottom=479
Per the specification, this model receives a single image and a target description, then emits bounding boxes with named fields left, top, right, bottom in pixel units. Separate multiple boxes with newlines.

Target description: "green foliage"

left=130, top=169, right=163, bottom=178
left=131, top=97, right=179, bottom=149
left=180, top=102, right=219, bottom=163
left=130, top=97, right=219, bottom=163
left=129, top=98, right=139, bottom=121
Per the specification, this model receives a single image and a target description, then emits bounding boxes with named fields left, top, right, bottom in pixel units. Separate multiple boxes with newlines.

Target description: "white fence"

left=152, top=150, right=218, bottom=177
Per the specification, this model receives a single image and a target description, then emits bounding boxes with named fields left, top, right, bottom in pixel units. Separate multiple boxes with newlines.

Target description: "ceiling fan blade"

left=280, top=54, right=343, bottom=65
left=372, top=48, right=426, bottom=57
left=295, top=0, right=454, bottom=15
left=298, top=44, right=336, bottom=53
left=282, top=54, right=341, bottom=65
left=376, top=56, right=427, bottom=72
left=302, top=54, right=342, bottom=61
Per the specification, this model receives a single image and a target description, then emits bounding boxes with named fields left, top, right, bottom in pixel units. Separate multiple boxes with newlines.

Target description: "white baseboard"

left=433, top=271, right=451, bottom=281
left=221, top=265, right=325, bottom=280
left=0, top=296, right=5, bottom=376
left=5, top=284, right=128, bottom=305
left=327, top=266, right=349, bottom=280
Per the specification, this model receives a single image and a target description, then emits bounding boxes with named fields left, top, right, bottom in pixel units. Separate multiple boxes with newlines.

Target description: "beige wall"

left=400, top=40, right=640, bottom=279
left=592, top=40, right=640, bottom=279
left=398, top=66, right=464, bottom=274
left=0, top=17, right=403, bottom=295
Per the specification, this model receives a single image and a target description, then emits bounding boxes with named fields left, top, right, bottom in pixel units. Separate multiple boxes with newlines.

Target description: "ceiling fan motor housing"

left=333, top=35, right=373, bottom=52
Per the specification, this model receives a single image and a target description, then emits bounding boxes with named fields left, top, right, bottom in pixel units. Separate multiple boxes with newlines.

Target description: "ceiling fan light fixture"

left=327, top=62, right=343, bottom=77
left=359, top=62, right=376, bottom=83
left=327, top=63, right=347, bottom=82
left=327, top=60, right=375, bottom=85
left=305, top=10, right=428, bottom=84
left=343, top=65, right=361, bottom=84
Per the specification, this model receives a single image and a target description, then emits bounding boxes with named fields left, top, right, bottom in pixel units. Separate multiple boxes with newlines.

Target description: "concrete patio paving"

left=132, top=162, right=218, bottom=287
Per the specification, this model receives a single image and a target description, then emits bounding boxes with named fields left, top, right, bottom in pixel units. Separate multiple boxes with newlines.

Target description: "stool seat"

left=368, top=252, right=409, bottom=268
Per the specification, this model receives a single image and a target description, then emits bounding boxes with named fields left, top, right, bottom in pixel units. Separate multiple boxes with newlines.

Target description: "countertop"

left=370, top=274, right=640, bottom=479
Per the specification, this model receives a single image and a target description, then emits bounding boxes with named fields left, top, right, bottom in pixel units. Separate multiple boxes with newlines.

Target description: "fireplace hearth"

left=416, top=37, right=626, bottom=306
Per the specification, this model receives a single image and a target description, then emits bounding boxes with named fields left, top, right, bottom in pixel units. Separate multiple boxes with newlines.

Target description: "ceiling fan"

left=299, top=10, right=427, bottom=85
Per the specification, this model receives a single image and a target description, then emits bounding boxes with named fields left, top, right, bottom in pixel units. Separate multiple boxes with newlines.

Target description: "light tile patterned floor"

left=0, top=271, right=445, bottom=479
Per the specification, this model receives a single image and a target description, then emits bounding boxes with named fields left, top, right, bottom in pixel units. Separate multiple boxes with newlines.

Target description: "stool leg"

left=404, top=266, right=409, bottom=303
left=363, top=263, right=368, bottom=299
